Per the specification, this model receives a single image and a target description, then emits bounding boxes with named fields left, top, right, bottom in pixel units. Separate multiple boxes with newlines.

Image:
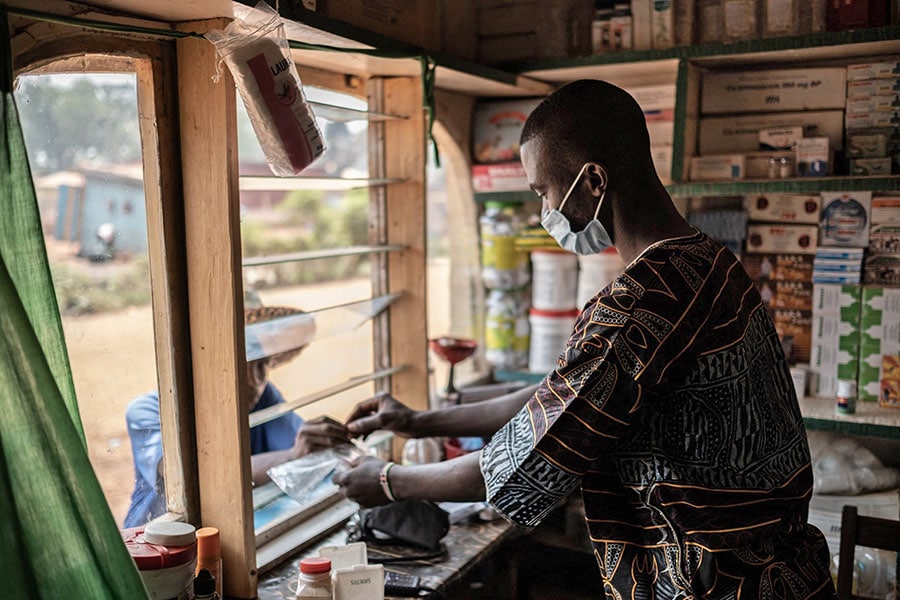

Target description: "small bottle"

left=836, top=379, right=857, bottom=415
left=194, top=568, right=218, bottom=600
left=296, top=557, right=333, bottom=599
left=196, top=527, right=222, bottom=599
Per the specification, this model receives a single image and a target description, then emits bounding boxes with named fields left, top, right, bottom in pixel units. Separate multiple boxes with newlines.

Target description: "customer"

left=334, top=80, right=835, bottom=597
left=124, top=304, right=349, bottom=528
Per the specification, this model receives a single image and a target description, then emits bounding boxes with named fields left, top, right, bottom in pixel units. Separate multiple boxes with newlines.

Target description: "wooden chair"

left=836, top=504, right=900, bottom=599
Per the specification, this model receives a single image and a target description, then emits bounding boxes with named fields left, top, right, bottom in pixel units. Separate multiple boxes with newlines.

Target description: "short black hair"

left=520, top=80, right=653, bottom=182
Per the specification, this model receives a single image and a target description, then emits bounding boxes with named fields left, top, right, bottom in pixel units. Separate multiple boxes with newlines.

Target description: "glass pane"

left=238, top=87, right=374, bottom=429
left=16, top=72, right=161, bottom=528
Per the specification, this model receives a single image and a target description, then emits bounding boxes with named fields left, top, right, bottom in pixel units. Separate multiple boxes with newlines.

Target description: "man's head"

left=244, top=304, right=311, bottom=411
left=520, top=80, right=655, bottom=236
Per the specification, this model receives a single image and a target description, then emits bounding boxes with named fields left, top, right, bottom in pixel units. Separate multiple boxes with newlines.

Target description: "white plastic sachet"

left=205, top=2, right=325, bottom=175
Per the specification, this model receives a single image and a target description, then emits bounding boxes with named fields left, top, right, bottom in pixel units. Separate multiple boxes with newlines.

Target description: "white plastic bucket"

left=531, top=250, right=578, bottom=311
left=528, top=308, right=580, bottom=373
left=577, top=248, right=624, bottom=307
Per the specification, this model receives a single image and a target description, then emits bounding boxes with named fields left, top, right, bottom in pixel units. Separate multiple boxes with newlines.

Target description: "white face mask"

left=540, top=163, right=612, bottom=255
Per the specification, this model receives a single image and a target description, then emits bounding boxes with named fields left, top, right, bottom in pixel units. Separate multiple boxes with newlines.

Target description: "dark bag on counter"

left=351, top=499, right=450, bottom=551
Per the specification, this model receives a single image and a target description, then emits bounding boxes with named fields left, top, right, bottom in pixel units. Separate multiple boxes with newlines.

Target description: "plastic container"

left=123, top=522, right=197, bottom=600
left=296, top=557, right=333, bottom=599
left=577, top=248, right=625, bottom=307
left=485, top=288, right=529, bottom=370
left=836, top=379, right=857, bottom=415
left=531, top=250, right=578, bottom=311
left=480, top=202, right=529, bottom=290
left=196, top=527, right=222, bottom=599
left=401, top=437, right=442, bottom=465
left=528, top=308, right=580, bottom=373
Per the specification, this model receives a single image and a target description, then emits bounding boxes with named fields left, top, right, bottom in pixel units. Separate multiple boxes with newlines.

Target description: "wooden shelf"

left=668, top=176, right=900, bottom=197
left=512, top=26, right=900, bottom=81
left=800, top=396, right=900, bottom=439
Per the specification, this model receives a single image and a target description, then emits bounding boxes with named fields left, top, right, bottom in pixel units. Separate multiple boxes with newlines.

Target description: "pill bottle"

left=296, top=556, right=333, bottom=599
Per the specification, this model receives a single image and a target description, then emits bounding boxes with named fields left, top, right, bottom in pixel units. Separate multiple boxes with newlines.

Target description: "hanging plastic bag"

left=267, top=444, right=366, bottom=504
left=205, top=2, right=325, bottom=175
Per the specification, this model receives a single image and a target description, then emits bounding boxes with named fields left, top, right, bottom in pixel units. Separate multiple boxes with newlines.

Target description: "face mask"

left=540, top=163, right=612, bottom=255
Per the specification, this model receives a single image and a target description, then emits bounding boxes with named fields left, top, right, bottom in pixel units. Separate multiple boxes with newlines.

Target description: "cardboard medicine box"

left=818, top=191, right=872, bottom=248
left=858, top=286, right=900, bottom=403
left=771, top=308, right=813, bottom=363
left=471, top=162, right=529, bottom=192
left=847, top=61, right=900, bottom=81
left=742, top=253, right=814, bottom=281
left=699, top=111, right=845, bottom=154
left=701, top=68, right=847, bottom=114
left=869, top=224, right=900, bottom=255
left=690, top=155, right=744, bottom=180
left=759, top=126, right=804, bottom=150
left=849, top=157, right=892, bottom=176
left=757, top=279, right=813, bottom=310
left=846, top=78, right=900, bottom=98
left=746, top=194, right=821, bottom=224
left=871, top=196, right=900, bottom=224
left=746, top=224, right=818, bottom=254
left=847, top=129, right=891, bottom=158
left=472, top=99, right=542, bottom=164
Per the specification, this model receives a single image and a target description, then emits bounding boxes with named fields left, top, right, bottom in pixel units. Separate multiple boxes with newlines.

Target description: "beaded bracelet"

left=379, top=462, right=398, bottom=502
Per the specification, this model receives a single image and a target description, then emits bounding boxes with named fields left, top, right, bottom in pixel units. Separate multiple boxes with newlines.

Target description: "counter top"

left=257, top=513, right=517, bottom=599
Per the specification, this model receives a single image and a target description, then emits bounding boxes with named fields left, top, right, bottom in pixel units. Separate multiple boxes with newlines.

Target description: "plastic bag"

left=808, top=431, right=900, bottom=495
left=205, top=2, right=325, bottom=175
left=267, top=444, right=365, bottom=504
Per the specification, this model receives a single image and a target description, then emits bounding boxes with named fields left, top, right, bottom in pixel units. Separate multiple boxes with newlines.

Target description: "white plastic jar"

left=123, top=522, right=197, bottom=600
left=528, top=308, right=580, bottom=373
left=577, top=247, right=624, bottom=307
left=296, top=556, right=333, bottom=599
left=531, top=249, right=578, bottom=311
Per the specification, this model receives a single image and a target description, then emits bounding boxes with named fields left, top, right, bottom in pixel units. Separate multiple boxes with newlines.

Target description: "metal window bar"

left=241, top=244, right=404, bottom=267
left=249, top=364, right=406, bottom=428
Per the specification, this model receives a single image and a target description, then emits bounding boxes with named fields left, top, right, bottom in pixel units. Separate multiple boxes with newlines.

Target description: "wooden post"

left=369, top=76, right=429, bottom=450
left=176, top=22, right=256, bottom=598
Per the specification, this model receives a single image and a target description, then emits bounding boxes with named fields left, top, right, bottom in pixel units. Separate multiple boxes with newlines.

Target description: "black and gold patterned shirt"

left=481, top=230, right=835, bottom=598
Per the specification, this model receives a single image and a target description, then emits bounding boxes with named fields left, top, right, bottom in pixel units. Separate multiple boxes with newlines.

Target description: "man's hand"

left=292, top=416, right=351, bottom=458
left=332, top=456, right=391, bottom=507
left=345, top=392, right=418, bottom=438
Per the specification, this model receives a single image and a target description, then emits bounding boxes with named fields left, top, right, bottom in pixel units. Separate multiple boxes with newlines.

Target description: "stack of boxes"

left=866, top=196, right=900, bottom=287
left=627, top=84, right=676, bottom=184
left=693, top=67, right=847, bottom=181
left=845, top=60, right=900, bottom=177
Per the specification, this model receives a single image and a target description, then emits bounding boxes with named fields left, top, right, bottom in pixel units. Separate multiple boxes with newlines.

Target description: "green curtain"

left=0, top=10, right=148, bottom=599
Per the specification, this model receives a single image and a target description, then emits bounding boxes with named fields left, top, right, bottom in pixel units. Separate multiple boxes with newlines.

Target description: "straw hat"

left=244, top=305, right=310, bottom=369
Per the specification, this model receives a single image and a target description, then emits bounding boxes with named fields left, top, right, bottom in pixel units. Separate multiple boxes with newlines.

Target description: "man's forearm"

left=389, top=451, right=486, bottom=502
left=250, top=448, right=295, bottom=487
left=410, top=383, right=539, bottom=439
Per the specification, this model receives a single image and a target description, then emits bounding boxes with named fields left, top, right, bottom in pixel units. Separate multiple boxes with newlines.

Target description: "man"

left=124, top=305, right=349, bottom=528
left=334, top=80, right=835, bottom=597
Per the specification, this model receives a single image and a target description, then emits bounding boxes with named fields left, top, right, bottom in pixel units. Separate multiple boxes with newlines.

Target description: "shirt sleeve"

left=480, top=289, right=650, bottom=528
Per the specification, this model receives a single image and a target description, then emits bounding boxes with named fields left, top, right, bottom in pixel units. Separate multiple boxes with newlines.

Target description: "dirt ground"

left=67, top=259, right=452, bottom=526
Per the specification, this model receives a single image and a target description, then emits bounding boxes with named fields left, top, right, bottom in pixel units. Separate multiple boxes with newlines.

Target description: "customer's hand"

left=345, top=392, right=418, bottom=438
left=333, top=456, right=392, bottom=507
left=292, top=416, right=351, bottom=458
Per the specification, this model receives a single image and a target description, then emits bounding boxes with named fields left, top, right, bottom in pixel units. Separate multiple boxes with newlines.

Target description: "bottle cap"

left=197, top=527, right=221, bottom=559
left=144, top=521, right=196, bottom=547
left=837, top=379, right=857, bottom=397
left=300, top=557, right=332, bottom=574
left=121, top=526, right=198, bottom=570
left=194, top=568, right=216, bottom=596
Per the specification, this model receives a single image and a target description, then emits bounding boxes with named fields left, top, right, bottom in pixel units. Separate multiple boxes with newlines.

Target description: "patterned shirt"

left=481, top=230, right=835, bottom=598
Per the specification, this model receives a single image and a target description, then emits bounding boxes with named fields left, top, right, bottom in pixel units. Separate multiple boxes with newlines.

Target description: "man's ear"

left=584, top=162, right=608, bottom=197
left=248, top=359, right=269, bottom=386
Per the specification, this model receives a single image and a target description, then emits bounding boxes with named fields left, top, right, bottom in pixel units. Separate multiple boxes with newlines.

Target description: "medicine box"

left=818, top=191, right=872, bottom=248
left=864, top=255, right=900, bottom=287
left=742, top=253, right=814, bottom=281
left=845, top=94, right=900, bottom=114
left=869, top=224, right=900, bottom=255
left=699, top=111, right=845, bottom=154
left=847, top=129, right=890, bottom=158
left=690, top=154, right=745, bottom=180
left=810, top=283, right=861, bottom=389
left=849, top=157, right=892, bottom=176
left=796, top=137, right=830, bottom=176
left=646, top=120, right=675, bottom=147
left=333, top=564, right=384, bottom=600
left=858, top=286, right=900, bottom=402
left=627, top=83, right=677, bottom=112
left=743, top=150, right=795, bottom=178
left=845, top=110, right=900, bottom=130
left=746, top=193, right=820, bottom=224
left=756, top=280, right=813, bottom=310
left=472, top=99, right=542, bottom=164
left=651, top=146, right=673, bottom=184
left=847, top=61, right=900, bottom=81
left=771, top=308, right=812, bottom=363
left=846, top=78, right=900, bottom=98
left=746, top=224, right=818, bottom=254
left=872, top=196, right=900, bottom=224
left=759, top=126, right=804, bottom=150
left=701, top=68, right=847, bottom=114
left=471, top=162, right=530, bottom=192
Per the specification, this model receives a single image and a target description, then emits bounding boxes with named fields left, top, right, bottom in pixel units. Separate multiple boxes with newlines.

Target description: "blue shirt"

left=123, top=383, right=301, bottom=528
